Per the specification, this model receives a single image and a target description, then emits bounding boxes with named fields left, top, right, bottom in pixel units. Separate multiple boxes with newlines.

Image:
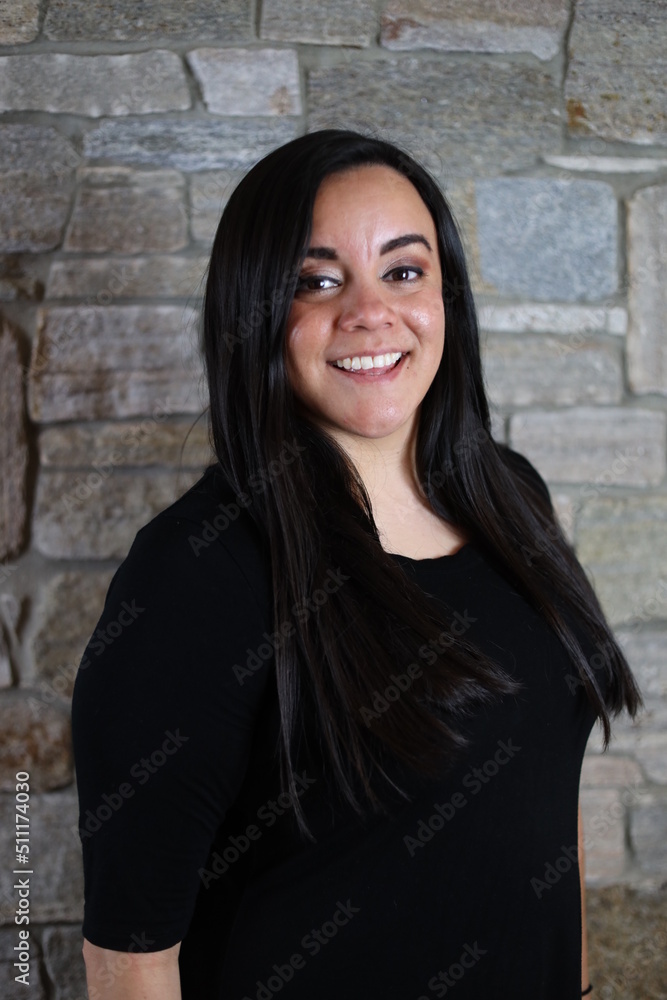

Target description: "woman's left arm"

left=579, top=801, right=592, bottom=994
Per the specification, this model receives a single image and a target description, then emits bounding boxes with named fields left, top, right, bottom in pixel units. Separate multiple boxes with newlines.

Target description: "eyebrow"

left=304, top=233, right=433, bottom=260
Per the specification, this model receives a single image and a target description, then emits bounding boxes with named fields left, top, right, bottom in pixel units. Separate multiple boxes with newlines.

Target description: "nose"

left=338, top=276, right=395, bottom=332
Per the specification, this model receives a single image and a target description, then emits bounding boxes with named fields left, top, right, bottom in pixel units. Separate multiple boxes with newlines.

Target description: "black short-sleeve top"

left=71, top=451, right=601, bottom=999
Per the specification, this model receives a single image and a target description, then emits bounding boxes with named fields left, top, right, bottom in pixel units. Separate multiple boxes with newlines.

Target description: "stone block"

left=0, top=791, right=83, bottom=923
left=0, top=126, right=77, bottom=253
left=0, top=962, right=46, bottom=1000
left=627, top=184, right=667, bottom=395
left=608, top=699, right=667, bottom=785
left=476, top=179, right=618, bottom=301
left=190, top=171, right=244, bottom=244
left=381, top=0, right=568, bottom=60
left=308, top=59, right=561, bottom=179
left=39, top=421, right=213, bottom=470
left=44, top=0, right=251, bottom=41
left=0, top=51, right=189, bottom=117
left=47, top=255, right=208, bottom=301
left=33, top=470, right=197, bottom=559
left=188, top=48, right=301, bottom=116
left=630, top=798, right=667, bottom=874
left=30, top=571, right=115, bottom=698
left=509, top=408, right=666, bottom=485
left=0, top=926, right=39, bottom=960
left=616, top=627, right=667, bottom=700
left=0, top=256, right=46, bottom=303
left=261, top=0, right=375, bottom=46
left=580, top=754, right=644, bottom=788
left=64, top=169, right=187, bottom=254
left=484, top=337, right=623, bottom=408
left=576, top=496, right=667, bottom=628
left=580, top=787, right=627, bottom=880
left=0, top=691, right=72, bottom=792
left=478, top=303, right=627, bottom=337
left=42, top=926, right=87, bottom=1000
left=0, top=319, right=28, bottom=560
left=565, top=0, right=667, bottom=145
left=27, top=305, right=203, bottom=422
left=0, top=1, right=40, bottom=44
left=84, top=118, right=299, bottom=172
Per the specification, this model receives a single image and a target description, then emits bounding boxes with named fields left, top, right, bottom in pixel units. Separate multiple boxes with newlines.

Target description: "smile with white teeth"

left=332, top=351, right=405, bottom=370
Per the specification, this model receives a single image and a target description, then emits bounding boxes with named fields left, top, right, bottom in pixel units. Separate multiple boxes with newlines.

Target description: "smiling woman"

left=71, top=130, right=641, bottom=1000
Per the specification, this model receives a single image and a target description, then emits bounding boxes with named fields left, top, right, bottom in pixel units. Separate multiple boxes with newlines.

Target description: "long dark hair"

left=203, top=129, right=642, bottom=840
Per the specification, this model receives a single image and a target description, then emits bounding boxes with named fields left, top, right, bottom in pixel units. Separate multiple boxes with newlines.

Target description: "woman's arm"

left=82, top=939, right=182, bottom=1000
left=579, top=802, right=591, bottom=994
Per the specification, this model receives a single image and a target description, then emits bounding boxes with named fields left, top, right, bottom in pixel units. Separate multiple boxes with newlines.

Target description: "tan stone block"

left=188, top=48, right=301, bottom=116
left=0, top=0, right=40, bottom=43
left=580, top=754, right=644, bottom=788
left=190, top=171, right=244, bottom=244
left=261, top=0, right=375, bottom=45
left=0, top=692, right=72, bottom=792
left=627, top=184, right=667, bottom=395
left=46, top=255, right=208, bottom=301
left=39, top=420, right=213, bottom=470
left=580, top=787, right=627, bottom=880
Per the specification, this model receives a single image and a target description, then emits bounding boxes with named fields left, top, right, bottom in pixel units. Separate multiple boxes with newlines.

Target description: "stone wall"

left=0, top=2, right=665, bottom=997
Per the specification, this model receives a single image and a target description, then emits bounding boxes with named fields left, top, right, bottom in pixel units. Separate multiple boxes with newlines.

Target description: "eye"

left=385, top=266, right=424, bottom=283
left=295, top=274, right=340, bottom=292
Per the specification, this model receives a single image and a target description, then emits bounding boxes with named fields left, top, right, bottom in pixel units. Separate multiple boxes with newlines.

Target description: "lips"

left=329, top=352, right=408, bottom=378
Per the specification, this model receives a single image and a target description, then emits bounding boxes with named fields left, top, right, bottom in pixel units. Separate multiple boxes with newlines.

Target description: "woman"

left=72, top=130, right=641, bottom=999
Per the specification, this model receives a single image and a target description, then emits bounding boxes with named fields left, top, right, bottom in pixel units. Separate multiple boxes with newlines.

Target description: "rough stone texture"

left=0, top=51, right=190, bottom=117
left=0, top=791, right=83, bottom=923
left=190, top=171, right=244, bottom=244
left=39, top=421, right=213, bottom=470
left=30, top=571, right=115, bottom=696
left=627, top=184, right=667, bottom=395
left=188, top=48, right=301, bottom=116
left=33, top=470, right=197, bottom=559
left=565, top=0, right=667, bottom=145
left=261, top=0, right=376, bottom=46
left=0, top=126, right=77, bottom=253
left=0, top=256, right=46, bottom=303
left=47, top=255, right=208, bottom=301
left=587, top=885, right=667, bottom=998
left=545, top=154, right=667, bottom=173
left=475, top=179, right=618, bottom=301
left=0, top=319, right=28, bottom=560
left=580, top=787, right=626, bottom=880
left=0, top=630, right=13, bottom=688
left=483, top=337, right=623, bottom=408
left=630, top=798, right=667, bottom=874
left=84, top=118, right=299, bottom=172
left=617, top=628, right=667, bottom=700
left=381, top=0, right=569, bottom=60
left=0, top=0, right=40, bottom=44
left=64, top=169, right=188, bottom=254
left=44, top=0, right=251, bottom=41
left=576, top=496, right=667, bottom=628
left=0, top=962, right=46, bottom=1000
left=27, top=305, right=203, bottom=422
left=308, top=60, right=561, bottom=179
left=606, top=698, right=667, bottom=786
left=0, top=691, right=72, bottom=792
left=42, top=926, right=87, bottom=1000
left=509, top=407, right=666, bottom=485
left=580, top=754, right=645, bottom=788
left=478, top=303, right=627, bottom=337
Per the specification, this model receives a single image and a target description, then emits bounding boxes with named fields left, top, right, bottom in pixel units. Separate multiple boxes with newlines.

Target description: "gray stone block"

left=0, top=0, right=40, bottom=44
left=0, top=691, right=72, bottom=792
left=381, top=0, right=568, bottom=60
left=47, top=255, right=209, bottom=301
left=580, top=787, right=627, bottom=880
left=0, top=962, right=46, bottom=999
left=188, top=48, right=301, bottom=116
left=609, top=700, right=667, bottom=785
left=190, top=171, right=244, bottom=244
left=261, top=0, right=376, bottom=46
left=27, top=305, right=203, bottom=422
left=617, top=628, right=667, bottom=700
left=627, top=184, right=667, bottom=395
left=484, top=336, right=623, bottom=408
left=476, top=179, right=618, bottom=301
left=479, top=303, right=627, bottom=337
left=509, top=407, right=666, bottom=485
left=630, top=799, right=667, bottom=874
left=576, top=496, right=667, bottom=628
left=0, top=51, right=190, bottom=117
left=565, top=0, right=667, bottom=145
left=64, top=169, right=188, bottom=254
left=39, top=422, right=213, bottom=471
left=84, top=118, right=299, bottom=172
left=0, top=320, right=28, bottom=560
left=42, top=926, right=87, bottom=1000
left=308, top=59, right=561, bottom=179
left=580, top=754, right=644, bottom=788
left=0, top=126, right=77, bottom=253
left=44, top=0, right=251, bottom=41
left=0, top=791, right=83, bottom=923
left=33, top=470, right=197, bottom=559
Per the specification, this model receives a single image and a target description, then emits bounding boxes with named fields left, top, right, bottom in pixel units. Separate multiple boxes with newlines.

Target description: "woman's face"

left=284, top=164, right=445, bottom=448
